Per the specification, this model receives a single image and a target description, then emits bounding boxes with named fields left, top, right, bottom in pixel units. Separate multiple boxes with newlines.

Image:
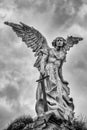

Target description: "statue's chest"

left=49, top=49, right=65, bottom=59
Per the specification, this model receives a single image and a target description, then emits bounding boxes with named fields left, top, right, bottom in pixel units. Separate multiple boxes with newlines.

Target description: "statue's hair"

left=52, top=37, right=66, bottom=47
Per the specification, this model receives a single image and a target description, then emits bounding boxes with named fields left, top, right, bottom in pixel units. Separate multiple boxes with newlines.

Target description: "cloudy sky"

left=0, top=0, right=87, bottom=129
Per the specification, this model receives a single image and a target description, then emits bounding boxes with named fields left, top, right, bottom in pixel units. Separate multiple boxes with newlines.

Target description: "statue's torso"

left=48, top=48, right=65, bottom=62
left=47, top=48, right=66, bottom=66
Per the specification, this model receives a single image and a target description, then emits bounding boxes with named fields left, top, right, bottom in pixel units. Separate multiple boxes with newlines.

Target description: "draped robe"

left=36, top=48, right=74, bottom=120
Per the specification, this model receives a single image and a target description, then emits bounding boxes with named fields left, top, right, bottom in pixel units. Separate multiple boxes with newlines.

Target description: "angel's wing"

left=64, top=36, right=83, bottom=51
left=4, top=21, right=50, bottom=70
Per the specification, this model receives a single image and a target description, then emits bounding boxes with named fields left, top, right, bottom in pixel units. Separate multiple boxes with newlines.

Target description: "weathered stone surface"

left=4, top=21, right=83, bottom=128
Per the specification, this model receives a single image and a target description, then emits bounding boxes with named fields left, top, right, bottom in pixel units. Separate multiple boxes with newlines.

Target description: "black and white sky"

left=0, top=0, right=87, bottom=129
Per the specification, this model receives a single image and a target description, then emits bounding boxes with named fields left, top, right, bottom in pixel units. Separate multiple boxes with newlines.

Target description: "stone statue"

left=4, top=21, right=83, bottom=122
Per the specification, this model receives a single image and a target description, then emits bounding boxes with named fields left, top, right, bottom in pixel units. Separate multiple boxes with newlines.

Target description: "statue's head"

left=52, top=37, right=66, bottom=49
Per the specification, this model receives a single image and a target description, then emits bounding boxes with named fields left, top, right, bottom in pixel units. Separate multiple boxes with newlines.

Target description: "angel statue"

left=4, top=21, right=83, bottom=121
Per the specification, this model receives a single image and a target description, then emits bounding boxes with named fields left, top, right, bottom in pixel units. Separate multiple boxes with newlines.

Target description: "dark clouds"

left=0, top=84, right=19, bottom=101
left=63, top=40, right=87, bottom=116
left=51, top=0, right=83, bottom=29
left=0, top=105, right=13, bottom=129
left=14, top=0, right=83, bottom=29
left=0, top=69, right=36, bottom=129
left=15, top=0, right=49, bottom=12
left=51, top=0, right=76, bottom=28
left=1, top=0, right=87, bottom=33
left=15, top=0, right=32, bottom=9
left=0, top=0, right=87, bottom=129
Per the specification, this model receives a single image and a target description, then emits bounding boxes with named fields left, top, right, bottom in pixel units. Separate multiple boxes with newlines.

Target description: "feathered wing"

left=4, top=21, right=50, bottom=70
left=64, top=36, right=83, bottom=51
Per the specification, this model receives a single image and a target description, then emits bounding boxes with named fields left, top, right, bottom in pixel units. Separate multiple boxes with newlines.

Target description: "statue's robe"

left=36, top=48, right=74, bottom=120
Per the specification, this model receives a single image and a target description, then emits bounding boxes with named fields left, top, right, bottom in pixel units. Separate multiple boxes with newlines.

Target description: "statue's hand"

left=40, top=69, right=45, bottom=75
left=54, top=60, right=61, bottom=67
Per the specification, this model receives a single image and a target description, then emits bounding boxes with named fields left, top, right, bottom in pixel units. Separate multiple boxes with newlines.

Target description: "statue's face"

left=55, top=37, right=65, bottom=50
left=56, top=38, right=64, bottom=47
left=52, top=37, right=66, bottom=50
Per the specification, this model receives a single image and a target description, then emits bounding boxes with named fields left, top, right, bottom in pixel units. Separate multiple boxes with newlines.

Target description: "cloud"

left=0, top=105, right=13, bottom=129
left=0, top=96, right=34, bottom=130
left=15, top=0, right=32, bottom=9
left=61, top=23, right=87, bottom=116
left=0, top=0, right=17, bottom=28
left=76, top=3, right=87, bottom=28
left=0, top=98, right=14, bottom=129
left=0, top=69, right=36, bottom=129
left=0, top=0, right=87, bottom=129
left=0, top=84, right=19, bottom=101
left=0, top=0, right=84, bottom=30
left=15, top=0, right=50, bottom=13
left=78, top=4, right=87, bottom=19
left=0, top=0, right=84, bottom=36
left=48, top=0, right=82, bottom=30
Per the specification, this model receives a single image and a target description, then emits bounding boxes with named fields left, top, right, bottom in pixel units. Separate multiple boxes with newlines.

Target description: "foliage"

left=3, top=115, right=87, bottom=130
left=73, top=117, right=87, bottom=130
left=4, top=115, right=33, bottom=130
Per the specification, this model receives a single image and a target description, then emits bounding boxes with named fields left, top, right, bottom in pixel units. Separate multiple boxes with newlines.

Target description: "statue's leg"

left=45, top=64, right=57, bottom=92
left=36, top=76, right=44, bottom=116
left=35, top=99, right=45, bottom=116
left=36, top=82, right=42, bottom=100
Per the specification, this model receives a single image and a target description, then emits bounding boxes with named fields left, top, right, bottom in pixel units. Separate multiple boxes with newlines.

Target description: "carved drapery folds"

left=4, top=21, right=83, bottom=122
